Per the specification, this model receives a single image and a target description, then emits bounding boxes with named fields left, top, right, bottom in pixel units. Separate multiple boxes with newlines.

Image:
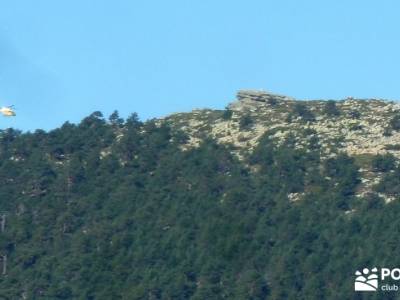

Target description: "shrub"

left=383, top=127, right=392, bottom=137
left=349, top=123, right=363, bottom=131
left=267, top=97, right=278, bottom=106
left=390, top=115, right=400, bottom=131
left=239, top=114, right=254, bottom=130
left=385, top=144, right=400, bottom=151
left=323, top=100, right=341, bottom=116
left=371, top=154, right=396, bottom=172
left=349, top=111, right=361, bottom=119
left=222, top=108, right=233, bottom=120
left=374, top=168, right=400, bottom=195
left=293, top=103, right=315, bottom=122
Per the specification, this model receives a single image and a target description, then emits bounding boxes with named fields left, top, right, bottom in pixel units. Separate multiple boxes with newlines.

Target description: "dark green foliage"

left=108, top=110, right=124, bottom=127
left=239, top=114, right=253, bottom=130
left=221, top=107, right=233, bottom=120
left=383, top=126, right=393, bottom=137
left=349, top=123, right=363, bottom=131
left=389, top=115, right=400, bottom=131
left=371, top=154, right=396, bottom=172
left=324, top=153, right=360, bottom=198
left=267, top=97, right=278, bottom=106
left=0, top=114, right=397, bottom=299
left=385, top=144, right=400, bottom=151
left=125, top=112, right=141, bottom=129
left=349, top=110, right=361, bottom=119
left=292, top=103, right=315, bottom=122
left=375, top=167, right=400, bottom=195
left=323, top=100, right=341, bottom=116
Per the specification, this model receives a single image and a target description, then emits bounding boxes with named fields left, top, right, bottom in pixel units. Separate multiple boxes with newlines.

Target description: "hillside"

left=173, top=90, right=400, bottom=157
left=167, top=90, right=400, bottom=202
left=0, top=92, right=399, bottom=299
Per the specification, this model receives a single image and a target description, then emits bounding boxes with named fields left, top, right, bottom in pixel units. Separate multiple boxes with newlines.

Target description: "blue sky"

left=0, top=1, right=400, bottom=131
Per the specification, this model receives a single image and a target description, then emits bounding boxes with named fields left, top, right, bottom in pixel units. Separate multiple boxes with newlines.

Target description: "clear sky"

left=1, top=0, right=400, bottom=131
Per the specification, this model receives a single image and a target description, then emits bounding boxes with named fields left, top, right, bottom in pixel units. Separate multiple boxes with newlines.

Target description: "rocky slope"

left=163, top=89, right=400, bottom=202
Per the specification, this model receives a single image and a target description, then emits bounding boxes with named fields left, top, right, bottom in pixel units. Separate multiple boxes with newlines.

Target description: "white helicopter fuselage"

left=0, top=107, right=16, bottom=117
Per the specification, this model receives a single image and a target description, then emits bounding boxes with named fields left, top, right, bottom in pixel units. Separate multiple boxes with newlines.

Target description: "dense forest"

left=0, top=110, right=399, bottom=299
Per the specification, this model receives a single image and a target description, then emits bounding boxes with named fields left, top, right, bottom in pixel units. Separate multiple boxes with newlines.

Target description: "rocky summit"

left=164, top=89, right=400, bottom=202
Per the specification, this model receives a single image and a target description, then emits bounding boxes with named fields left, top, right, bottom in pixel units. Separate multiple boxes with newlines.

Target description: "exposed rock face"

left=236, top=90, right=294, bottom=103
left=166, top=90, right=400, bottom=160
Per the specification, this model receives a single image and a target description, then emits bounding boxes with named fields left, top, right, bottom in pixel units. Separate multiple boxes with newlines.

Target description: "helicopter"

left=0, top=106, right=16, bottom=117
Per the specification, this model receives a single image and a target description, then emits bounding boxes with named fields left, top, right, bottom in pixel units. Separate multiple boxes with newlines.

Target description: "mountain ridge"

left=0, top=90, right=399, bottom=299
left=165, top=89, right=400, bottom=159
